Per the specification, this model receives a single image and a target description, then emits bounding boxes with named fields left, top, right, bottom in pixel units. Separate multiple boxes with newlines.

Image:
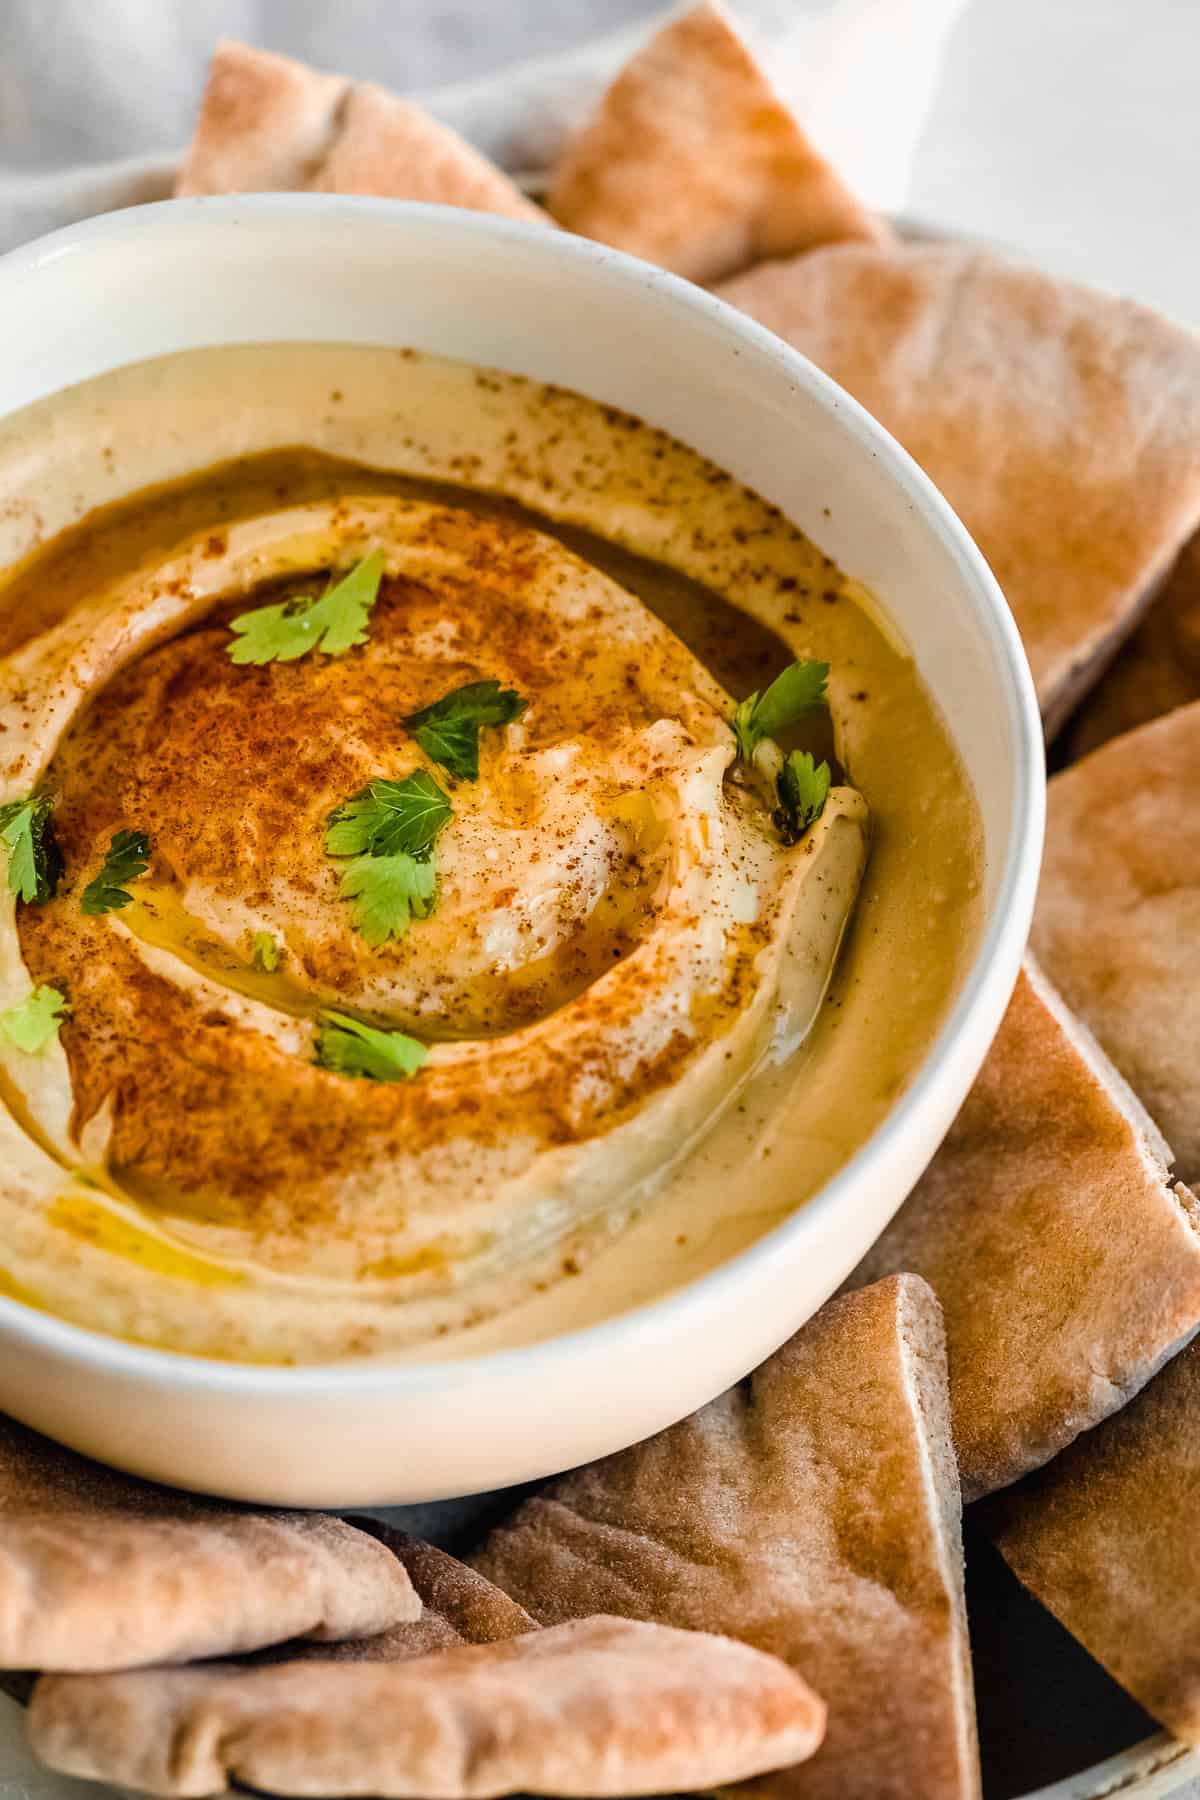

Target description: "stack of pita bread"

left=8, top=5, right=1200, bottom=1793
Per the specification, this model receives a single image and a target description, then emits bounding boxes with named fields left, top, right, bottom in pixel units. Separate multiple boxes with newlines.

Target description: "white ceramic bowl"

left=0, top=197, right=1043, bottom=1505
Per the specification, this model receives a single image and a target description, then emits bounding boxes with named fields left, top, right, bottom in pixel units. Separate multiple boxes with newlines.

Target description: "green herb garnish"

left=0, top=792, right=63, bottom=905
left=774, top=751, right=832, bottom=844
left=326, top=771, right=452, bottom=860
left=731, top=659, right=829, bottom=763
left=325, top=770, right=451, bottom=946
left=337, top=853, right=437, bottom=947
left=81, top=830, right=151, bottom=915
left=0, top=985, right=68, bottom=1052
left=227, top=551, right=385, bottom=665
left=314, top=1011, right=428, bottom=1082
left=251, top=931, right=281, bottom=973
left=404, top=679, right=527, bottom=782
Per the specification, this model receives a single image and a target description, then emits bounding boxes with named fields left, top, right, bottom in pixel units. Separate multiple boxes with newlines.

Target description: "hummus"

left=0, top=346, right=981, bottom=1363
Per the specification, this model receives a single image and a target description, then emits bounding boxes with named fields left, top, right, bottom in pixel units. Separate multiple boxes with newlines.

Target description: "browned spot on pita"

left=718, top=243, right=1200, bottom=736
left=0, top=1412, right=417, bottom=1671
left=1068, top=529, right=1200, bottom=756
left=176, top=40, right=543, bottom=222
left=848, top=960, right=1200, bottom=1500
left=1032, top=699, right=1200, bottom=1184
left=474, top=1275, right=979, bottom=1800
left=29, top=1615, right=826, bottom=1798
left=989, top=1330, right=1200, bottom=1747
left=547, top=1, right=885, bottom=283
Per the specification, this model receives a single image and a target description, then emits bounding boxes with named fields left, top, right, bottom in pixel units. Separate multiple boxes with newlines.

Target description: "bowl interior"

left=1, top=197, right=1030, bottom=926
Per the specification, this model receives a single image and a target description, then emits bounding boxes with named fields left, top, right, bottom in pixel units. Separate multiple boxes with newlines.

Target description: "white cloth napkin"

left=0, top=0, right=969, bottom=253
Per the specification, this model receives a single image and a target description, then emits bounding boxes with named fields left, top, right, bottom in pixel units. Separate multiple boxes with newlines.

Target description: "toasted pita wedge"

left=1069, top=528, right=1200, bottom=756
left=29, top=1615, right=826, bottom=1798
left=175, top=40, right=349, bottom=195
left=547, top=1, right=885, bottom=283
left=176, top=40, right=543, bottom=221
left=0, top=1527, right=520, bottom=1702
left=717, top=244, right=1200, bottom=735
left=475, top=1275, right=979, bottom=1800
left=989, top=1330, right=1200, bottom=1746
left=0, top=1412, right=417, bottom=1671
left=295, top=1524, right=536, bottom=1661
left=311, top=81, right=544, bottom=217
left=1033, top=701, right=1200, bottom=1183
left=848, top=960, right=1200, bottom=1500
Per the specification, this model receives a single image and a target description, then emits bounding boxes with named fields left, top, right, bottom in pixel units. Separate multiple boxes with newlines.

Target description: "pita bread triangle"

left=475, top=1274, right=980, bottom=1800
left=177, top=39, right=544, bottom=221
left=848, top=959, right=1200, bottom=1500
left=718, top=242, right=1200, bottom=735
left=0, top=1410, right=418, bottom=1670
left=989, top=1327, right=1200, bottom=1748
left=1033, top=699, right=1200, bottom=1186
left=1068, top=529, right=1200, bottom=756
left=29, top=1615, right=826, bottom=1798
left=547, top=1, right=886, bottom=282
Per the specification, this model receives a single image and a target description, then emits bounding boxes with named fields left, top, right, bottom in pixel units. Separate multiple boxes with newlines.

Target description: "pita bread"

left=1032, top=700, right=1200, bottom=1185
left=312, top=82, right=545, bottom=217
left=175, top=39, right=349, bottom=195
left=176, top=39, right=543, bottom=221
left=476, top=1274, right=980, bottom=1800
left=717, top=243, right=1200, bottom=736
left=990, top=1330, right=1200, bottom=1746
left=29, top=1615, right=827, bottom=1798
left=1068, top=528, right=1200, bottom=756
left=0, top=1528, right=522, bottom=1696
left=547, top=1, right=885, bottom=283
left=0, top=1412, right=418, bottom=1671
left=848, top=960, right=1200, bottom=1500
left=293, top=1524, right=536, bottom=1661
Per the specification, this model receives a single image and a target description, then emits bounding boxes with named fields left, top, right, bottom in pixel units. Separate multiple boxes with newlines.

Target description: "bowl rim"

left=0, top=193, right=1045, bottom=1394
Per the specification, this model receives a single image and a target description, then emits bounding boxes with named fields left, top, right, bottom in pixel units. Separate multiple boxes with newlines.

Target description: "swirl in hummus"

left=0, top=347, right=981, bottom=1363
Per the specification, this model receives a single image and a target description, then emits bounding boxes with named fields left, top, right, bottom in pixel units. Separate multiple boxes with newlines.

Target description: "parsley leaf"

left=339, top=853, right=436, bottom=947
left=0, top=792, right=63, bottom=905
left=404, top=678, right=527, bottom=781
left=251, top=931, right=281, bottom=973
left=326, top=772, right=450, bottom=946
left=227, top=551, right=385, bottom=665
left=774, top=751, right=832, bottom=844
left=314, top=1010, right=428, bottom=1082
left=731, top=659, right=829, bottom=762
left=81, top=829, right=151, bottom=915
left=0, top=985, right=68, bottom=1053
left=326, top=771, right=452, bottom=860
